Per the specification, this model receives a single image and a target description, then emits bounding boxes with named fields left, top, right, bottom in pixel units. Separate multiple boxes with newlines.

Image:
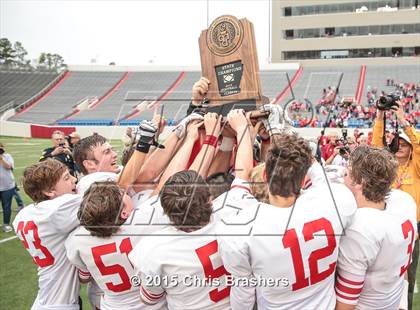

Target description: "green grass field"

left=0, top=135, right=418, bottom=309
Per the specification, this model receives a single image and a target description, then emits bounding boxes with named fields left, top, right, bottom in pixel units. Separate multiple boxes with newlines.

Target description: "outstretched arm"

left=151, top=120, right=203, bottom=196
left=118, top=120, right=158, bottom=191
left=189, top=112, right=222, bottom=178
left=228, top=109, right=253, bottom=181
left=394, top=101, right=420, bottom=176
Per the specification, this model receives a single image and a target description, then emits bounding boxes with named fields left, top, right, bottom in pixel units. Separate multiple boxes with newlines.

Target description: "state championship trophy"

left=199, top=15, right=269, bottom=118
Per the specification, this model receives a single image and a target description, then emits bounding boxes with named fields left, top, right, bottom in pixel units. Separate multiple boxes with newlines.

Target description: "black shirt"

left=40, top=147, right=76, bottom=175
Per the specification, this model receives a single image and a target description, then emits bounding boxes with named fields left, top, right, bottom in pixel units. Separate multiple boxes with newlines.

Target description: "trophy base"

left=206, top=99, right=256, bottom=116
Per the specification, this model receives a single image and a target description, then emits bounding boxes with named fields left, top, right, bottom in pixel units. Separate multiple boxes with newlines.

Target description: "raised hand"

left=260, top=103, right=290, bottom=136
left=185, top=120, right=204, bottom=142
left=192, top=77, right=210, bottom=105
left=136, top=120, right=158, bottom=153
left=173, top=112, right=204, bottom=139
left=227, top=109, right=248, bottom=134
left=204, top=112, right=222, bottom=137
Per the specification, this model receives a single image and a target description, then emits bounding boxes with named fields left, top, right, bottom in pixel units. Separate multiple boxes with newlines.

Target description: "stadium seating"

left=363, top=64, right=420, bottom=104
left=4, top=65, right=419, bottom=127
left=287, top=66, right=360, bottom=105
left=71, top=71, right=182, bottom=122
left=260, top=70, right=297, bottom=103
left=0, top=70, right=58, bottom=111
left=9, top=71, right=125, bottom=124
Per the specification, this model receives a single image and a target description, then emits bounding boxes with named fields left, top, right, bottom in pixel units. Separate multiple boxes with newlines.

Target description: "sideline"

left=0, top=235, right=17, bottom=244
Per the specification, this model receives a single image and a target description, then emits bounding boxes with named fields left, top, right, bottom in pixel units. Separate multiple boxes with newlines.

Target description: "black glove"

left=136, top=120, right=158, bottom=153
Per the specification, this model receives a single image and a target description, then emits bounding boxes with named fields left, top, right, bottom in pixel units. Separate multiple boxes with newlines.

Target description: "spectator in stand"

left=372, top=101, right=420, bottom=310
left=40, top=131, right=76, bottom=176
left=0, top=143, right=16, bottom=232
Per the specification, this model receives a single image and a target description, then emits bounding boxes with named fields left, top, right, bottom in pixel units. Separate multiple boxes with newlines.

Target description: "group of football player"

left=13, top=77, right=418, bottom=310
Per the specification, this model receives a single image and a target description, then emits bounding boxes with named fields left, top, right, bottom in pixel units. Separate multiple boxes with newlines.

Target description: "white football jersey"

left=129, top=220, right=231, bottom=310
left=12, top=194, right=82, bottom=310
left=211, top=178, right=259, bottom=222
left=131, top=194, right=171, bottom=226
left=65, top=221, right=167, bottom=310
left=76, top=171, right=120, bottom=309
left=336, top=189, right=417, bottom=309
left=76, top=172, right=118, bottom=196
left=218, top=182, right=357, bottom=310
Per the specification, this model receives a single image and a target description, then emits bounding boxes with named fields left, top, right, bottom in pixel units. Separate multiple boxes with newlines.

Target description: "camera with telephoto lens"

left=376, top=92, right=401, bottom=111
left=338, top=129, right=350, bottom=156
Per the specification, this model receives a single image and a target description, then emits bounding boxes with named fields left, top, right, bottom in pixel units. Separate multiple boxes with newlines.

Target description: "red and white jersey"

left=336, top=189, right=417, bottom=309
left=211, top=178, right=259, bottom=222
left=131, top=194, right=171, bottom=226
left=77, top=172, right=118, bottom=196
left=12, top=194, right=82, bottom=310
left=218, top=182, right=357, bottom=310
left=65, top=219, right=167, bottom=310
left=129, top=220, right=231, bottom=310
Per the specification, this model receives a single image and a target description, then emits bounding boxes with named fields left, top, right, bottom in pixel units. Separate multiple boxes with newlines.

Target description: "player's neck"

left=357, top=195, right=386, bottom=210
left=269, top=194, right=296, bottom=208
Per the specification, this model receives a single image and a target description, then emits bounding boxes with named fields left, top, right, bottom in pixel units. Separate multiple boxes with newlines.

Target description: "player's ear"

left=83, top=159, right=97, bottom=173
left=43, top=190, right=56, bottom=200
left=120, top=198, right=133, bottom=220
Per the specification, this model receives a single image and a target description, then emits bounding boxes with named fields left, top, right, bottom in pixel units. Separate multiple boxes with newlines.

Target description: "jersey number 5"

left=92, top=238, right=133, bottom=292
left=195, top=240, right=231, bottom=303
left=16, top=221, right=55, bottom=268
left=282, top=217, right=337, bottom=291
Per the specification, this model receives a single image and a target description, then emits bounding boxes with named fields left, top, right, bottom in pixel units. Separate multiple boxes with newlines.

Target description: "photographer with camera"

left=40, top=130, right=76, bottom=176
left=0, top=143, right=16, bottom=232
left=325, top=130, right=353, bottom=167
left=372, top=94, right=420, bottom=310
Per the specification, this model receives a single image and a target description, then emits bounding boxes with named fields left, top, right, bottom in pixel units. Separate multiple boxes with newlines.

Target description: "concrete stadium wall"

left=1, top=119, right=378, bottom=140
left=0, top=120, right=31, bottom=137
left=67, top=63, right=300, bottom=72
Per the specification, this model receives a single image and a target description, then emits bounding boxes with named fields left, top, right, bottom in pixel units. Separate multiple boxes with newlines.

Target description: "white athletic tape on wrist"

left=219, top=137, right=235, bottom=152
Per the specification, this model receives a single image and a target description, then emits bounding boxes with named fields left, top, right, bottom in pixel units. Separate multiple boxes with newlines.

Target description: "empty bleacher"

left=285, top=66, right=360, bottom=105
left=72, top=71, right=181, bottom=122
left=362, top=64, right=420, bottom=104
left=7, top=65, right=418, bottom=126
left=9, top=71, right=125, bottom=124
left=260, top=70, right=297, bottom=103
left=0, top=70, right=58, bottom=111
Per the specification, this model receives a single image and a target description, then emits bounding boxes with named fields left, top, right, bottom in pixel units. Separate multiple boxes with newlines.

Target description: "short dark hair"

left=206, top=172, right=234, bottom=198
left=160, top=170, right=212, bottom=232
left=265, top=133, right=312, bottom=198
left=23, top=159, right=67, bottom=203
left=78, top=181, right=125, bottom=237
left=121, top=146, right=135, bottom=166
left=73, top=134, right=107, bottom=175
left=349, top=145, right=398, bottom=203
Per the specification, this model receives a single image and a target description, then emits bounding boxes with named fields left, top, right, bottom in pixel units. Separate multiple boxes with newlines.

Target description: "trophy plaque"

left=199, top=15, right=267, bottom=115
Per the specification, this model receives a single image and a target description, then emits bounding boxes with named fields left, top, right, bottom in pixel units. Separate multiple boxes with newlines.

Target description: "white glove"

left=260, top=103, right=292, bottom=136
left=173, top=112, right=204, bottom=139
left=136, top=120, right=158, bottom=153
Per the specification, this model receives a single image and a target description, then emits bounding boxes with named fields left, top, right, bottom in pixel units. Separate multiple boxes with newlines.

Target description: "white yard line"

left=0, top=235, right=17, bottom=244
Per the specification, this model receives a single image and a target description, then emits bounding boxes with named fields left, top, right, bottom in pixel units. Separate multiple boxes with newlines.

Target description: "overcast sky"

left=1, top=0, right=271, bottom=66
